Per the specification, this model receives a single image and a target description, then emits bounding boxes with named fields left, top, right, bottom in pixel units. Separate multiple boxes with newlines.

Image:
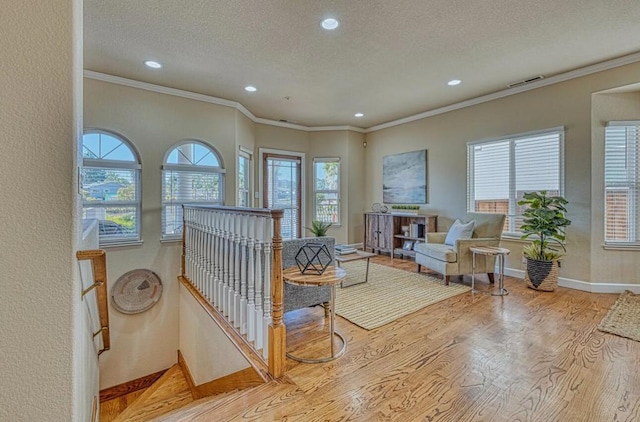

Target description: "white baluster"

left=227, top=213, right=236, bottom=322
left=246, top=216, right=256, bottom=342
left=215, top=211, right=222, bottom=310
left=233, top=214, right=242, bottom=328
left=262, top=217, right=273, bottom=360
left=239, top=215, right=248, bottom=335
left=254, top=217, right=264, bottom=350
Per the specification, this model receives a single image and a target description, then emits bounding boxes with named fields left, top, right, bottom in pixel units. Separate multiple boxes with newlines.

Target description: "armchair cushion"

left=444, top=219, right=475, bottom=246
left=414, top=242, right=457, bottom=263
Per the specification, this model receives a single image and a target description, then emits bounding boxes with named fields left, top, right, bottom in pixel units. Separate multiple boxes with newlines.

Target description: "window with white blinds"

left=313, top=158, right=340, bottom=224
left=604, top=122, right=640, bottom=245
left=162, top=141, right=225, bottom=239
left=82, top=130, right=142, bottom=245
left=467, top=127, right=564, bottom=235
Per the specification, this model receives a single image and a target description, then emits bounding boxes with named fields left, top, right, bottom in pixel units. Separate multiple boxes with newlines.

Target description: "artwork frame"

left=402, top=240, right=414, bottom=250
left=382, top=149, right=427, bottom=204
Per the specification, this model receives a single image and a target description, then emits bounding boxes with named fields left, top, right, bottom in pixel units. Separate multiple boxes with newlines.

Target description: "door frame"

left=258, top=148, right=306, bottom=237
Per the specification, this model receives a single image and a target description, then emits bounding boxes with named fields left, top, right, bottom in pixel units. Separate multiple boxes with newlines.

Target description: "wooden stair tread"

left=113, top=365, right=194, bottom=422
left=157, top=379, right=303, bottom=421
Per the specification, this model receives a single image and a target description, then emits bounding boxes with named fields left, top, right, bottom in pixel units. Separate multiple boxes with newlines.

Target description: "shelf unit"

left=364, top=213, right=437, bottom=260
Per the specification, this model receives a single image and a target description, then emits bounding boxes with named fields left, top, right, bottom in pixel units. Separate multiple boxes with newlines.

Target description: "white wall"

left=0, top=0, right=83, bottom=420
left=179, top=286, right=251, bottom=385
left=77, top=221, right=101, bottom=421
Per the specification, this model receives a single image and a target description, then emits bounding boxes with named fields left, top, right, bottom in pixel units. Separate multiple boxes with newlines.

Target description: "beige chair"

left=414, top=213, right=505, bottom=285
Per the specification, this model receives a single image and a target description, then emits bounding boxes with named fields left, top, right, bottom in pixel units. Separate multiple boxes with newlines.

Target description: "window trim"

left=238, top=147, right=252, bottom=207
left=467, top=126, right=565, bottom=237
left=82, top=129, right=142, bottom=246
left=161, top=139, right=225, bottom=240
left=313, top=157, right=341, bottom=225
left=603, top=121, right=640, bottom=246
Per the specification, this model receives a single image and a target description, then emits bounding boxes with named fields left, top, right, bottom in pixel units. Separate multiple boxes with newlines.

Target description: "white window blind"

left=467, top=127, right=564, bottom=235
left=82, top=131, right=142, bottom=245
left=604, top=122, right=640, bottom=245
left=162, top=141, right=225, bottom=239
left=313, top=158, right=340, bottom=224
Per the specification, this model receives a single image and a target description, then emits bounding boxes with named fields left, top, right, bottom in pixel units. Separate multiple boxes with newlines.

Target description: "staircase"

left=101, top=365, right=193, bottom=422
left=101, top=363, right=276, bottom=421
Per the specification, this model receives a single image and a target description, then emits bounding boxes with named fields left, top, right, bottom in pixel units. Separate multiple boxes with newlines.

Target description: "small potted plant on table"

left=306, top=220, right=332, bottom=237
left=518, top=191, right=571, bottom=291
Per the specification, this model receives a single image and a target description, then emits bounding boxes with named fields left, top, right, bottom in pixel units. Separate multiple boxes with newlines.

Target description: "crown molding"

left=83, top=70, right=366, bottom=133
left=365, top=51, right=640, bottom=133
left=85, top=50, right=640, bottom=135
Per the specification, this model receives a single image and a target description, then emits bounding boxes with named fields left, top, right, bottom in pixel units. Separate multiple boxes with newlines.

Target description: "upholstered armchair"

left=414, top=213, right=505, bottom=285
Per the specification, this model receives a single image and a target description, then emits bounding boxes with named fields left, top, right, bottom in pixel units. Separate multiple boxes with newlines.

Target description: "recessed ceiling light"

left=447, top=79, right=462, bottom=86
left=354, top=113, right=364, bottom=118
left=144, top=60, right=162, bottom=69
left=321, top=18, right=339, bottom=30
left=244, top=85, right=257, bottom=92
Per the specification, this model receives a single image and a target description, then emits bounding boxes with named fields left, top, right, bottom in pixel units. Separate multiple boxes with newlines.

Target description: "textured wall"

left=0, top=1, right=79, bottom=420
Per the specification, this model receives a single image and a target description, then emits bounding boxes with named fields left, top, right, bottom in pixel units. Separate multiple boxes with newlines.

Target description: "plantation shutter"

left=604, top=121, right=640, bottom=244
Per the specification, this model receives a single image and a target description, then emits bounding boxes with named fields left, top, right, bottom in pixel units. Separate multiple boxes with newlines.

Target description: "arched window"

left=162, top=140, right=225, bottom=239
left=81, top=130, right=142, bottom=245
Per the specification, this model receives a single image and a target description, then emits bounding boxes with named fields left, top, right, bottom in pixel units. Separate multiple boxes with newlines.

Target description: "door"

left=263, top=153, right=302, bottom=239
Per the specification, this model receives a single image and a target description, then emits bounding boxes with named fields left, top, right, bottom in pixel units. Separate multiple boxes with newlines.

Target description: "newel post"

left=268, top=209, right=285, bottom=378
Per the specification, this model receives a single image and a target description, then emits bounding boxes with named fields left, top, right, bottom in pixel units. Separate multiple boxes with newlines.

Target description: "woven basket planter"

left=524, top=258, right=559, bottom=292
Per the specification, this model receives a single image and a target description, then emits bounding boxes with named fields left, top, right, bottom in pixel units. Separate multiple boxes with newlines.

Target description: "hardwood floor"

left=165, top=256, right=640, bottom=421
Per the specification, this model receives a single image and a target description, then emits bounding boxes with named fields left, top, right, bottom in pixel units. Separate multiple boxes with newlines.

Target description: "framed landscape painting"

left=382, top=149, right=427, bottom=204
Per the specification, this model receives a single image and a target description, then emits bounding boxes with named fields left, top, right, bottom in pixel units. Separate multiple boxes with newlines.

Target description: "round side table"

left=283, top=266, right=347, bottom=363
left=470, top=246, right=510, bottom=296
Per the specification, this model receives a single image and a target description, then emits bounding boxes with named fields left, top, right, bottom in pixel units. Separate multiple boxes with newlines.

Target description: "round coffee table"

left=283, top=266, right=347, bottom=363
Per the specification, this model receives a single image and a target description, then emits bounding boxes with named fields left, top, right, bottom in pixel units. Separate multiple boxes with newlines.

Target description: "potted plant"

left=306, top=220, right=332, bottom=237
left=518, top=191, right=571, bottom=291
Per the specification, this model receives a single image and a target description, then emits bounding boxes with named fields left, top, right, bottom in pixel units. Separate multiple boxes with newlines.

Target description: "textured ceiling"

left=84, top=0, right=640, bottom=128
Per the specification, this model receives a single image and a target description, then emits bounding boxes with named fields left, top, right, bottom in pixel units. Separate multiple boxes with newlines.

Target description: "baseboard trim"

left=177, top=350, right=199, bottom=400
left=178, top=349, right=263, bottom=400
left=99, top=369, right=168, bottom=402
left=504, top=267, right=640, bottom=294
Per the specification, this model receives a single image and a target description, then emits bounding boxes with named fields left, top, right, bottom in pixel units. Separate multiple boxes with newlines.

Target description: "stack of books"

left=335, top=244, right=357, bottom=255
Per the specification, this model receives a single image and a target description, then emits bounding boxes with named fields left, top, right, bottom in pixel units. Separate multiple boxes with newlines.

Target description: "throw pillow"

left=444, top=219, right=475, bottom=246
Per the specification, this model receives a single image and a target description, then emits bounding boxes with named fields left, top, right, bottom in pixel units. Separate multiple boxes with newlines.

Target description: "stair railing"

left=180, top=205, right=285, bottom=379
left=76, top=249, right=110, bottom=356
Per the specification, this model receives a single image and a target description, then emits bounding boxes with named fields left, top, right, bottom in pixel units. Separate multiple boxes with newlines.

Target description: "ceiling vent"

left=507, top=75, right=545, bottom=88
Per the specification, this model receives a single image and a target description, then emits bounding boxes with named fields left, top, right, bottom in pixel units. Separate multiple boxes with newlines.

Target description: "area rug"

left=598, top=290, right=640, bottom=342
left=335, top=261, right=470, bottom=330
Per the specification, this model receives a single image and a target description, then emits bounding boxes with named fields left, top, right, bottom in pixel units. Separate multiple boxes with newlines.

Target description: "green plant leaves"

left=518, top=190, right=571, bottom=260
left=306, top=220, right=332, bottom=237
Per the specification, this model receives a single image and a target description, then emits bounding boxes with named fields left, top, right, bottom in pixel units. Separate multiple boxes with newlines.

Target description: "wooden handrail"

left=76, top=249, right=110, bottom=355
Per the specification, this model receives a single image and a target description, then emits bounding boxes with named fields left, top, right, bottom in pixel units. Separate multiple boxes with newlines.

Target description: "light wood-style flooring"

left=117, top=256, right=640, bottom=421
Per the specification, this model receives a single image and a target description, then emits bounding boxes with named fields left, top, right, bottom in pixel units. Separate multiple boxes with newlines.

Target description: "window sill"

left=602, top=244, right=640, bottom=251
left=100, top=240, right=144, bottom=249
left=160, top=237, right=182, bottom=244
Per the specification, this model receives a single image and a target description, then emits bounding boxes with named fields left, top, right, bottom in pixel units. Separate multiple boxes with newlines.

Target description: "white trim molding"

left=504, top=267, right=640, bottom=294
left=85, top=50, right=640, bottom=134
